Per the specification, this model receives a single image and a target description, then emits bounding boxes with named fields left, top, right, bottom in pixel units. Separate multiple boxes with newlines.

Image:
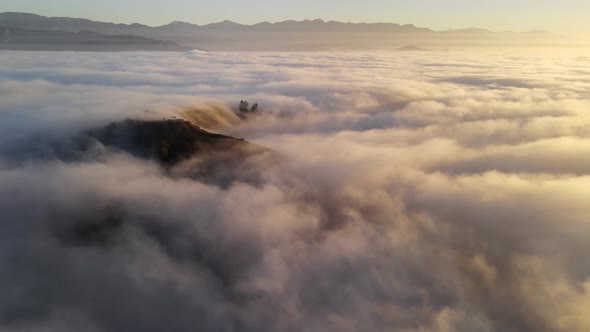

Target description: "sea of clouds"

left=1, top=49, right=590, bottom=332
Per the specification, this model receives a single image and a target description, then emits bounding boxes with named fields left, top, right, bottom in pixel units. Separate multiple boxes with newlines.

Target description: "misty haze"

left=1, top=2, right=590, bottom=332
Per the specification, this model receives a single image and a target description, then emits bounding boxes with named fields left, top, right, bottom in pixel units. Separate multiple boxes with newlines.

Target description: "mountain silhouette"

left=0, top=26, right=187, bottom=51
left=0, top=12, right=564, bottom=50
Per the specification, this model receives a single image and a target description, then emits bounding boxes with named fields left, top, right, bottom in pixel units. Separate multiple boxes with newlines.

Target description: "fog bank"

left=1, top=50, right=590, bottom=331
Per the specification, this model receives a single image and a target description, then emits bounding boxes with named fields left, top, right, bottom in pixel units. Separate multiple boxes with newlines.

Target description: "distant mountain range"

left=0, top=12, right=568, bottom=51
left=0, top=26, right=187, bottom=51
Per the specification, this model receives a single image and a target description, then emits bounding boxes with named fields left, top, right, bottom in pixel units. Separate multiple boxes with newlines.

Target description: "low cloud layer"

left=1, top=49, right=590, bottom=332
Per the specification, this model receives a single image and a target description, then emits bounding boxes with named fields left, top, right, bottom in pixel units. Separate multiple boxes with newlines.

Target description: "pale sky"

left=3, top=0, right=590, bottom=36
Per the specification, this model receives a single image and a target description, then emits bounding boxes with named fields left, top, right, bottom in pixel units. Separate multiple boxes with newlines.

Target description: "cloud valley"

left=1, top=49, right=590, bottom=332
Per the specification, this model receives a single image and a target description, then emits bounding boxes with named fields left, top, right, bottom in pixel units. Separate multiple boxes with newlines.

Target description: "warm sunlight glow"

left=1, top=2, right=589, bottom=331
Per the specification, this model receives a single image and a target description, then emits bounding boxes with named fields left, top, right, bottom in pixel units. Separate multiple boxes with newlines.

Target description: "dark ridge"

left=86, top=119, right=265, bottom=165
left=0, top=26, right=188, bottom=51
left=0, top=118, right=271, bottom=184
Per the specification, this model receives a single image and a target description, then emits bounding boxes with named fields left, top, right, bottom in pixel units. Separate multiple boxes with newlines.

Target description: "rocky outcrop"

left=86, top=119, right=265, bottom=164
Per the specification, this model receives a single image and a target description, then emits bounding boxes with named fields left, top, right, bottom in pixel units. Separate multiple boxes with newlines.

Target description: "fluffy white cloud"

left=1, top=49, right=589, bottom=331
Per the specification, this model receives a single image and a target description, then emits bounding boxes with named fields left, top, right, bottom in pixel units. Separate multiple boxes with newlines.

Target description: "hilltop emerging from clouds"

left=0, top=12, right=573, bottom=51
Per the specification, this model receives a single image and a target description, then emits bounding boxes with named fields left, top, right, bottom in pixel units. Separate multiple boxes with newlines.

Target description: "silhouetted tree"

left=238, top=100, right=259, bottom=113
left=239, top=100, right=249, bottom=113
